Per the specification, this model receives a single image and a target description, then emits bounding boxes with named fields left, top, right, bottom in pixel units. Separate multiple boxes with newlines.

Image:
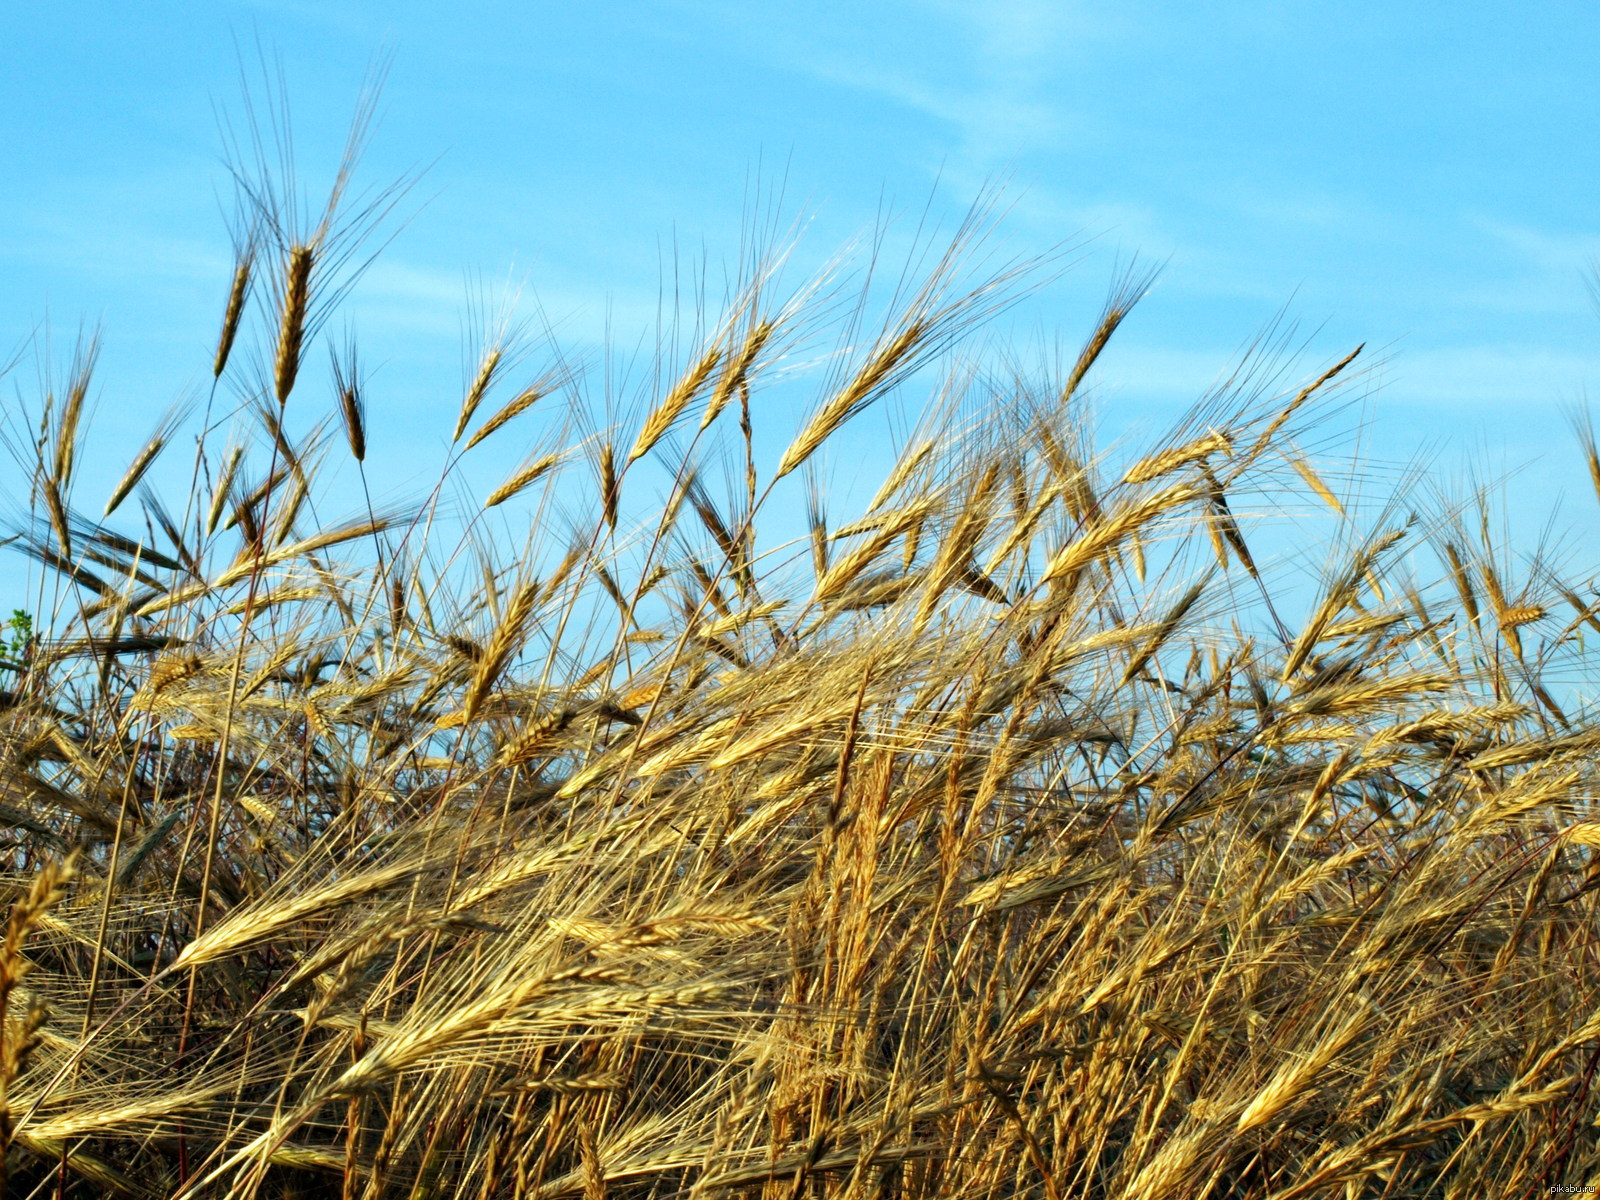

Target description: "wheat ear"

left=777, top=319, right=928, bottom=480
left=485, top=453, right=559, bottom=508
left=274, top=244, right=315, bottom=404
left=454, top=346, right=505, bottom=442
left=631, top=345, right=723, bottom=463
left=331, top=341, right=366, bottom=462
left=213, top=241, right=256, bottom=379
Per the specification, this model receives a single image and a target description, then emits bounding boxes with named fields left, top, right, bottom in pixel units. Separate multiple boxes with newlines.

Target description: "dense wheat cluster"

left=4, top=118, right=1600, bottom=1199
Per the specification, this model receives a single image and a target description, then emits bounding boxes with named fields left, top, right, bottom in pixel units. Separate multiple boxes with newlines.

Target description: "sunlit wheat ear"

left=1476, top=559, right=1538, bottom=658
left=453, top=344, right=506, bottom=443
left=255, top=393, right=315, bottom=491
left=777, top=319, right=928, bottom=481
left=631, top=344, right=723, bottom=463
left=1060, top=302, right=1131, bottom=408
left=104, top=403, right=184, bottom=517
left=599, top=442, right=620, bottom=529
left=460, top=579, right=540, bottom=724
left=1290, top=453, right=1345, bottom=514
left=463, top=371, right=563, bottom=450
left=274, top=244, right=315, bottom=405
left=31, top=357, right=89, bottom=548
left=40, top=479, right=72, bottom=558
left=535, top=540, right=585, bottom=606
left=222, top=462, right=292, bottom=534
left=1053, top=265, right=1157, bottom=414
left=1041, top=481, right=1205, bottom=585
left=170, top=859, right=422, bottom=969
left=1281, top=527, right=1407, bottom=682
left=1123, top=430, right=1233, bottom=485
left=203, top=446, right=242, bottom=538
left=703, top=319, right=774, bottom=431
left=213, top=240, right=256, bottom=379
left=0, top=851, right=78, bottom=984
left=1500, top=603, right=1546, bottom=630
left=1118, top=575, right=1211, bottom=687
left=1443, top=541, right=1481, bottom=625
left=271, top=474, right=311, bottom=545
left=805, top=473, right=829, bottom=580
left=103, top=443, right=164, bottom=520
left=814, top=509, right=926, bottom=605
left=50, top=333, right=100, bottom=493
left=485, top=452, right=558, bottom=508
left=211, top=514, right=394, bottom=587
left=1235, top=342, right=1363, bottom=473
left=863, top=439, right=935, bottom=514
left=330, top=341, right=366, bottom=462
left=983, top=480, right=1060, bottom=575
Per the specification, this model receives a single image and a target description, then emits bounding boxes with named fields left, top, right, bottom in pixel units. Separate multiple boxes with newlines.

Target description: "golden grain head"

left=274, top=244, right=315, bottom=405
left=453, top=345, right=505, bottom=442
left=213, top=247, right=255, bottom=380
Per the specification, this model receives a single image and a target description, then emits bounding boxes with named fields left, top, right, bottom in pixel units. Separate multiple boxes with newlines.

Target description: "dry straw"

left=3, top=102, right=1600, bottom=1200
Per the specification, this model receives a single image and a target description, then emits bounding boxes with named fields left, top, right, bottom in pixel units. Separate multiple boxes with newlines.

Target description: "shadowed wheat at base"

left=3, top=93, right=1600, bottom=1200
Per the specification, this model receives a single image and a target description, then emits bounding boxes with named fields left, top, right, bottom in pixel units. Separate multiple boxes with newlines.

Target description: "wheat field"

left=2, top=112, right=1599, bottom=1200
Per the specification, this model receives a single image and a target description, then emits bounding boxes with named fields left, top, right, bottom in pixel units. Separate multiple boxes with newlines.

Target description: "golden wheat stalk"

left=212, top=516, right=393, bottom=588
left=1059, top=270, right=1155, bottom=405
left=0, top=851, right=79, bottom=1195
left=777, top=319, right=927, bottom=480
left=204, top=444, right=246, bottom=536
left=463, top=375, right=560, bottom=450
left=213, top=242, right=256, bottom=379
left=1236, top=343, right=1363, bottom=472
left=460, top=580, right=540, bottom=724
left=1123, top=431, right=1233, bottom=485
left=1119, top=576, right=1208, bottom=686
left=703, top=319, right=775, bottom=431
left=103, top=430, right=168, bottom=517
left=1280, top=528, right=1406, bottom=681
left=1041, top=482, right=1204, bottom=585
left=453, top=345, right=505, bottom=442
left=599, top=442, right=620, bottom=529
left=330, top=342, right=366, bottom=462
left=170, top=860, right=422, bottom=969
left=631, top=346, right=723, bottom=463
left=485, top=453, right=559, bottom=508
left=274, top=244, right=315, bottom=404
left=1290, top=454, right=1344, bottom=514
left=50, top=334, right=99, bottom=491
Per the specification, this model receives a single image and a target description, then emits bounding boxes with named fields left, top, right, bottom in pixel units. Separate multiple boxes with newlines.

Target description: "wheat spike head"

left=274, top=244, right=315, bottom=405
left=213, top=242, right=256, bottom=379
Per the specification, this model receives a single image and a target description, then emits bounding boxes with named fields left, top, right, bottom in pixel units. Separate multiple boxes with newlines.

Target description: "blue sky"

left=5, top=1, right=1600, bottom=605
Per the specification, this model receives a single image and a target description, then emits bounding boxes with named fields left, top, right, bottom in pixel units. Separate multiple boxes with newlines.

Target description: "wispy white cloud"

left=0, top=167, right=227, bottom=288
left=350, top=256, right=681, bottom=360
left=671, top=0, right=1108, bottom=169
left=1050, top=336, right=1600, bottom=419
left=1472, top=217, right=1600, bottom=275
left=1364, top=345, right=1600, bottom=408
